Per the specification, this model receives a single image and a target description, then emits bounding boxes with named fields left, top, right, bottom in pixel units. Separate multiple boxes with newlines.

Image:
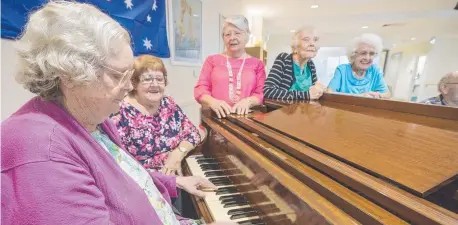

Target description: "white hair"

left=347, top=33, right=383, bottom=63
left=438, top=71, right=458, bottom=93
left=291, top=26, right=317, bottom=52
left=15, top=0, right=131, bottom=100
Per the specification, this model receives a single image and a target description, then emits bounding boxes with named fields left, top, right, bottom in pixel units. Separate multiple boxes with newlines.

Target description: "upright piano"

left=184, top=93, right=458, bottom=225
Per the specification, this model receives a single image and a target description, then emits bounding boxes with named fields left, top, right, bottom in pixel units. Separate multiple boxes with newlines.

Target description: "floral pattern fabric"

left=91, top=129, right=202, bottom=225
left=111, top=96, right=200, bottom=171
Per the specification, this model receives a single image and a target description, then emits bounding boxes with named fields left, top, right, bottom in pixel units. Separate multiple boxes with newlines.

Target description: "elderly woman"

left=263, top=27, right=325, bottom=101
left=420, top=71, right=458, bottom=107
left=327, top=33, right=390, bottom=98
left=1, top=2, right=234, bottom=225
left=111, top=55, right=200, bottom=176
left=194, top=15, right=266, bottom=118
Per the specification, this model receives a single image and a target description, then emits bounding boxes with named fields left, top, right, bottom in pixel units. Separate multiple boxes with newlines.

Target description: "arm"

left=1, top=161, right=114, bottom=225
left=372, top=68, right=391, bottom=99
left=148, top=171, right=178, bottom=198
left=248, top=60, right=267, bottom=106
left=263, top=53, right=310, bottom=100
left=327, top=66, right=343, bottom=93
left=194, top=57, right=214, bottom=104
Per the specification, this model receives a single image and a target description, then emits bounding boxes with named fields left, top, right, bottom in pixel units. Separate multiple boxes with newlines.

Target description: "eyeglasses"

left=355, top=51, right=378, bottom=57
left=140, top=74, right=166, bottom=85
left=101, top=65, right=134, bottom=85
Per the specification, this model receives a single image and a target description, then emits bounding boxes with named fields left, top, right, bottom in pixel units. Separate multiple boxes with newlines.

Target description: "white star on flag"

left=152, top=0, right=158, bottom=11
left=143, top=37, right=152, bottom=50
left=124, top=0, right=133, bottom=9
left=147, top=15, right=152, bottom=22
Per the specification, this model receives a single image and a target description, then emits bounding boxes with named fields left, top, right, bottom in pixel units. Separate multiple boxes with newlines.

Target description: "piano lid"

left=253, top=101, right=458, bottom=196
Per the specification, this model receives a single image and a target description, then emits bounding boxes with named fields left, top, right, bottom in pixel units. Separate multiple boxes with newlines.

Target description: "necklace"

left=226, top=52, right=246, bottom=103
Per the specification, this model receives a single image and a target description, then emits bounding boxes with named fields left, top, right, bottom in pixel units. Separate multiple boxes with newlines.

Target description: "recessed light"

left=290, top=29, right=296, bottom=33
left=361, top=26, right=369, bottom=29
left=193, top=14, right=199, bottom=17
left=311, top=4, right=319, bottom=9
left=429, top=37, right=436, bottom=44
left=410, top=37, right=416, bottom=41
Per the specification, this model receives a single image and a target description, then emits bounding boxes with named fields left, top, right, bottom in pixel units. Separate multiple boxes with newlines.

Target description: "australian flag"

left=1, top=0, right=170, bottom=57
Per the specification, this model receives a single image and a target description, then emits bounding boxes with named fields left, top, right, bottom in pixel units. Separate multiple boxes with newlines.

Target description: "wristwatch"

left=178, top=146, right=188, bottom=153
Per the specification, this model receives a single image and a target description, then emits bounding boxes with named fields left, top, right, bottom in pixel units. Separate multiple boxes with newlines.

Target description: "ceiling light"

left=410, top=37, right=416, bottom=41
left=429, top=37, right=436, bottom=44
left=311, top=4, right=319, bottom=8
left=361, top=26, right=369, bottom=29
left=290, top=29, right=296, bottom=33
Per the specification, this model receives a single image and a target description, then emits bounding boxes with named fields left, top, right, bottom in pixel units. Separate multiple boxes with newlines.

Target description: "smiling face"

left=135, top=69, right=166, bottom=104
left=294, top=30, right=320, bottom=60
left=353, top=43, right=377, bottom=71
left=223, top=24, right=247, bottom=54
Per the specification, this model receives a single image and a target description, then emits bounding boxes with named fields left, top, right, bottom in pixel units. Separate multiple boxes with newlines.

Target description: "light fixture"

left=429, top=37, right=436, bottom=44
left=193, top=14, right=199, bottom=17
left=361, top=26, right=369, bottom=29
left=290, top=29, right=296, bottom=33
left=311, top=4, right=319, bottom=8
left=410, top=37, right=416, bottom=41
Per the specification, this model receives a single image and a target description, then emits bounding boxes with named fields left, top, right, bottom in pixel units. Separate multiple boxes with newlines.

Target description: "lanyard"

left=226, top=53, right=246, bottom=103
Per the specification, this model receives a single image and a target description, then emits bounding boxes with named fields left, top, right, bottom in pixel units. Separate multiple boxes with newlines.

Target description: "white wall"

left=417, top=37, right=458, bottom=101
left=1, top=0, right=240, bottom=123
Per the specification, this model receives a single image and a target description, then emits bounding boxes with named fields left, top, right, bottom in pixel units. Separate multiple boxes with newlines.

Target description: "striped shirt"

left=264, top=52, right=318, bottom=101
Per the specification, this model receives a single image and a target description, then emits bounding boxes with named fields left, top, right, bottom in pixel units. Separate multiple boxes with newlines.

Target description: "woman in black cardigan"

left=264, top=27, right=325, bottom=101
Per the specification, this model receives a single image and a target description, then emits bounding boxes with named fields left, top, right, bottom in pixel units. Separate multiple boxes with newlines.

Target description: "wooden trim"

left=222, top=116, right=408, bottom=225
left=183, top=160, right=214, bottom=223
left=320, top=93, right=458, bottom=121
left=203, top=117, right=361, bottom=225
left=234, top=117, right=458, bottom=225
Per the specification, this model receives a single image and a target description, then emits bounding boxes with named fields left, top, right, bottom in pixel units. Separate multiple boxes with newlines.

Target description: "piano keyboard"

left=186, top=155, right=296, bottom=225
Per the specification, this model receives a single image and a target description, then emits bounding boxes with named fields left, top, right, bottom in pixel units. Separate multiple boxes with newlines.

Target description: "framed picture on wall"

left=167, top=0, right=202, bottom=66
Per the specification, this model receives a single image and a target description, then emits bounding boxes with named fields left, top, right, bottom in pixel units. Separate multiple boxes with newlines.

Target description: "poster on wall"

left=168, top=0, right=202, bottom=66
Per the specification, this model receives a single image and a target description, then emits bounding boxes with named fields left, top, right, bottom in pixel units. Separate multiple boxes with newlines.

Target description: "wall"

left=0, top=0, right=241, bottom=123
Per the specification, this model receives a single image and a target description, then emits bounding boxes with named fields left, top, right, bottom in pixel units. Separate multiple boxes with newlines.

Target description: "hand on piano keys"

left=176, top=176, right=218, bottom=198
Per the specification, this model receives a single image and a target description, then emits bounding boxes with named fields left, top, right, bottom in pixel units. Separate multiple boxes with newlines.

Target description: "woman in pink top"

left=194, top=15, right=266, bottom=118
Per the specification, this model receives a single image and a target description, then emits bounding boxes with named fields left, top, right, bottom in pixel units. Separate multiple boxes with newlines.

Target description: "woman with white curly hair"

left=327, top=33, right=390, bottom=98
left=1, top=1, right=235, bottom=225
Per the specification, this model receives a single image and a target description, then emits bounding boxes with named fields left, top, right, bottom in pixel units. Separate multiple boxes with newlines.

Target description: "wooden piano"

left=184, top=93, right=458, bottom=225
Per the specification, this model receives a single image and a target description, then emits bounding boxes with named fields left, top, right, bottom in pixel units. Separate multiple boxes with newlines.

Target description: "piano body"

left=184, top=93, right=458, bottom=225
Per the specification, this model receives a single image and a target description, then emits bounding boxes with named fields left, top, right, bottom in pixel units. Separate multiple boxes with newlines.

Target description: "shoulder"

left=368, top=64, right=383, bottom=77
left=1, top=113, right=71, bottom=172
left=204, top=54, right=224, bottom=63
left=277, top=52, right=290, bottom=59
left=337, top=63, right=351, bottom=71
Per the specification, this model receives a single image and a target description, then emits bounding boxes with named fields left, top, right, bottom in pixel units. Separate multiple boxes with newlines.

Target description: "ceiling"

left=218, top=0, right=458, bottom=47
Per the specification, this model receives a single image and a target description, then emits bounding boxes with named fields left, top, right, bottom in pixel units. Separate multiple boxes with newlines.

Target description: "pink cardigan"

left=1, top=97, right=178, bottom=225
left=194, top=54, right=266, bottom=106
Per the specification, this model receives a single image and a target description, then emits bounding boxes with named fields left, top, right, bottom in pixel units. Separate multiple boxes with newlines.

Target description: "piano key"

left=230, top=211, right=259, bottom=220
left=219, top=194, right=244, bottom=201
left=204, top=171, right=227, bottom=177
left=237, top=218, right=265, bottom=225
left=195, top=156, right=215, bottom=160
left=223, top=201, right=250, bottom=208
left=197, top=159, right=218, bottom=164
left=221, top=197, right=248, bottom=205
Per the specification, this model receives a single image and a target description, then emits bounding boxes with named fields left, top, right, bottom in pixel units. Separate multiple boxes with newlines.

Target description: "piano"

left=184, top=93, right=458, bottom=225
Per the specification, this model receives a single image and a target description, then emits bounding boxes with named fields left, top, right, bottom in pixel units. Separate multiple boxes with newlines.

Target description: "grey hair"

left=347, top=33, right=383, bottom=63
left=291, top=26, right=317, bottom=52
left=15, top=0, right=131, bottom=100
left=438, top=71, right=458, bottom=93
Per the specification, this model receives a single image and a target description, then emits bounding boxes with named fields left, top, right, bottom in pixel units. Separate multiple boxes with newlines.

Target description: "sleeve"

left=194, top=56, right=214, bottom=103
left=327, top=66, right=343, bottom=92
left=251, top=60, right=267, bottom=103
left=373, top=69, right=389, bottom=93
left=263, top=53, right=310, bottom=101
left=148, top=171, right=178, bottom=198
left=168, top=97, right=200, bottom=146
left=109, top=111, right=132, bottom=151
left=1, top=161, right=115, bottom=225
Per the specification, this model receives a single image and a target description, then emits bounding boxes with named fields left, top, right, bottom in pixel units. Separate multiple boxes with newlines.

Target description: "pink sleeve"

left=148, top=171, right=178, bottom=198
left=194, top=56, right=214, bottom=103
left=251, top=60, right=267, bottom=103
left=1, top=161, right=114, bottom=225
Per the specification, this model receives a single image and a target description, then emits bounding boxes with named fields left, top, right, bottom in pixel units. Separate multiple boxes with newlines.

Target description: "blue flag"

left=1, top=0, right=170, bottom=57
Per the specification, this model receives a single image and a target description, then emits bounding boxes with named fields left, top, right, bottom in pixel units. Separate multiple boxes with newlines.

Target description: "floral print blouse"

left=111, top=96, right=200, bottom=171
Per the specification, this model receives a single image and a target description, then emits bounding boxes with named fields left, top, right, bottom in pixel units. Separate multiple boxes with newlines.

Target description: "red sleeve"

left=252, top=60, right=267, bottom=103
left=194, top=56, right=214, bottom=103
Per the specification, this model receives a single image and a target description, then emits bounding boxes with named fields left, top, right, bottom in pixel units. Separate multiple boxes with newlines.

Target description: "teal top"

left=91, top=129, right=202, bottom=225
left=289, top=62, right=313, bottom=91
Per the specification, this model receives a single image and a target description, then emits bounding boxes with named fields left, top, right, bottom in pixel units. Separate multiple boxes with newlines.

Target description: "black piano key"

left=200, top=164, right=221, bottom=170
left=204, top=171, right=226, bottom=177
left=227, top=207, right=257, bottom=215
left=209, top=177, right=231, bottom=182
left=216, top=186, right=239, bottom=195
left=219, top=194, right=243, bottom=201
left=213, top=181, right=233, bottom=186
left=237, top=218, right=265, bottom=225
left=221, top=197, right=248, bottom=204
left=223, top=201, right=250, bottom=208
left=195, top=156, right=214, bottom=160
left=230, top=211, right=259, bottom=220
left=197, top=159, right=218, bottom=164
